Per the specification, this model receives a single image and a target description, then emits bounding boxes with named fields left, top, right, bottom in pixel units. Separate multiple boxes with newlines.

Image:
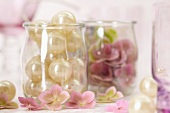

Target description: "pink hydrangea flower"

left=18, top=97, right=42, bottom=110
left=97, top=86, right=123, bottom=102
left=105, top=99, right=128, bottom=113
left=38, top=85, right=70, bottom=111
left=65, top=91, right=96, bottom=109
left=0, top=94, right=18, bottom=109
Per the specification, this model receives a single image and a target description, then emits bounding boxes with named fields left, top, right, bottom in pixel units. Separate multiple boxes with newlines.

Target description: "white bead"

left=51, top=11, right=76, bottom=24
left=48, top=59, right=72, bottom=83
left=25, top=55, right=48, bottom=82
left=0, top=81, right=16, bottom=101
left=129, top=94, right=156, bottom=113
left=48, top=32, right=66, bottom=55
left=66, top=30, right=83, bottom=52
left=140, top=77, right=157, bottom=98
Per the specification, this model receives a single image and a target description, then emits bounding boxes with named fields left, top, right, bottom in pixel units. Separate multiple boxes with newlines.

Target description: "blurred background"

left=0, top=0, right=168, bottom=98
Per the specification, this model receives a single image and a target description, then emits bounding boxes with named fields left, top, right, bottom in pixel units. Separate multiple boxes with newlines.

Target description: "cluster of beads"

left=24, top=11, right=86, bottom=97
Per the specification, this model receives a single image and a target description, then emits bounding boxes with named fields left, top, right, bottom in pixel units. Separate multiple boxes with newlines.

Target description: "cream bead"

left=48, top=32, right=66, bottom=55
left=51, top=11, right=76, bottom=24
left=25, top=79, right=39, bottom=97
left=66, top=30, right=83, bottom=52
left=29, top=20, right=48, bottom=43
left=140, top=77, right=157, bottom=98
left=129, top=94, right=156, bottom=113
left=0, top=81, right=16, bottom=101
left=62, top=78, right=85, bottom=93
left=36, top=78, right=58, bottom=92
left=45, top=53, right=57, bottom=65
left=25, top=55, right=48, bottom=82
left=69, top=58, right=85, bottom=79
left=48, top=59, right=72, bottom=83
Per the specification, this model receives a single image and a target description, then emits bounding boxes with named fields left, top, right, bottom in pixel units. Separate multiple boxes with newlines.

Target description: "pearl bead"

left=24, top=79, right=39, bottom=97
left=36, top=78, right=58, bottom=92
left=25, top=55, right=48, bottom=82
left=0, top=81, right=16, bottom=101
left=49, top=59, right=72, bottom=83
left=62, top=78, right=86, bottom=93
left=48, top=32, right=66, bottom=55
left=51, top=11, right=76, bottom=24
left=66, top=30, right=82, bottom=52
left=129, top=94, right=156, bottom=113
left=29, top=20, right=48, bottom=43
left=69, top=58, right=85, bottom=79
left=140, top=77, right=157, bottom=98
left=45, top=53, right=57, bottom=65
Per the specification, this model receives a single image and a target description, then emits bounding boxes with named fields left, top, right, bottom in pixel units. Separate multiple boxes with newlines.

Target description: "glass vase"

left=152, top=2, right=170, bottom=113
left=21, top=22, right=87, bottom=98
left=85, top=21, right=138, bottom=102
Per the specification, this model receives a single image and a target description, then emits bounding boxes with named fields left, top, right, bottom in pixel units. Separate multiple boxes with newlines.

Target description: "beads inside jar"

left=22, top=11, right=87, bottom=98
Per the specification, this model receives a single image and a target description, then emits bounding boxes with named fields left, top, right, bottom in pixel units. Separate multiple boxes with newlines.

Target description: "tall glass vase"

left=152, top=2, right=170, bottom=113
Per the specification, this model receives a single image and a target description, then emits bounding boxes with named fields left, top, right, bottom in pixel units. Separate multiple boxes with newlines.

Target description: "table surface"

left=1, top=103, right=113, bottom=113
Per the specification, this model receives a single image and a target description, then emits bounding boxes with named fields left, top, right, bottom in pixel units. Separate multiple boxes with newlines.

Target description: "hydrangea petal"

left=105, top=104, right=117, bottom=112
left=82, top=91, right=95, bottom=103
left=38, top=90, right=54, bottom=103
left=70, top=92, right=82, bottom=103
left=112, top=91, right=124, bottom=100
left=18, top=97, right=29, bottom=106
left=106, top=86, right=117, bottom=97
left=57, top=91, right=70, bottom=104
left=116, top=99, right=128, bottom=109
left=81, top=100, right=96, bottom=109
left=65, top=102, right=79, bottom=109
left=46, top=101, right=62, bottom=111
left=50, top=85, right=62, bottom=99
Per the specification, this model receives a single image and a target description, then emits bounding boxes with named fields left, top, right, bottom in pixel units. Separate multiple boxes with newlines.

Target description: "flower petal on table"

left=65, top=102, right=79, bottom=109
left=38, top=90, right=54, bottom=103
left=57, top=91, right=70, bottom=104
left=81, top=100, right=96, bottom=109
left=82, top=91, right=95, bottom=103
left=50, top=85, right=62, bottom=98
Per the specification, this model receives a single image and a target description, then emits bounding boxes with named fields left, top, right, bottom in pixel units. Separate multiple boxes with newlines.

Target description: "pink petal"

left=45, top=102, right=62, bottom=111
left=38, top=90, right=54, bottom=104
left=57, top=91, right=70, bottom=104
left=105, top=104, right=117, bottom=112
left=50, top=85, right=62, bottom=99
left=82, top=91, right=95, bottom=103
left=65, top=102, right=79, bottom=109
left=18, top=97, right=29, bottom=106
left=116, top=99, right=128, bottom=110
left=81, top=100, right=96, bottom=109
left=27, top=98, right=38, bottom=106
left=70, top=92, right=82, bottom=103
left=90, top=62, right=110, bottom=75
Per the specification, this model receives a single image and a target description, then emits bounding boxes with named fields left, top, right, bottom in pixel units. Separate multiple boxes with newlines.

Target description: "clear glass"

left=152, top=2, right=170, bottom=113
left=21, top=23, right=87, bottom=98
left=85, top=21, right=138, bottom=102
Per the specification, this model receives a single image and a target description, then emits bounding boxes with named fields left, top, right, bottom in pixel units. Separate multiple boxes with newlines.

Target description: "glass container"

left=85, top=21, right=138, bottom=102
left=21, top=22, right=87, bottom=98
left=152, top=2, right=170, bottom=113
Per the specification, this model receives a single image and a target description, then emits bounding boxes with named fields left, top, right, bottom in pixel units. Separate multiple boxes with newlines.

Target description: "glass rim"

left=23, top=22, right=84, bottom=28
left=82, top=20, right=136, bottom=26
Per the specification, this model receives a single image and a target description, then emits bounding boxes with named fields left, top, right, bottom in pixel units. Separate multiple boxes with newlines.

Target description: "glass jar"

left=85, top=21, right=138, bottom=102
left=21, top=22, right=87, bottom=98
